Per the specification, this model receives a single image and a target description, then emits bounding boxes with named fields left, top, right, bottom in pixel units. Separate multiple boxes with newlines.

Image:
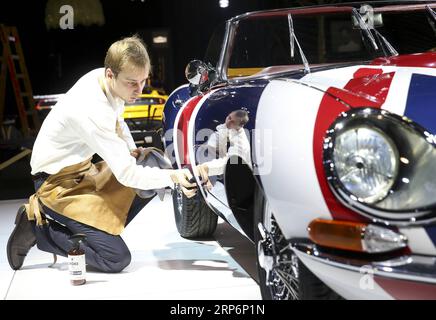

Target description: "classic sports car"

left=162, top=1, right=436, bottom=299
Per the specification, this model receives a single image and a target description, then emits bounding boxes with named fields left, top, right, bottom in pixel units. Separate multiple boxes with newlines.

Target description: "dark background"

left=0, top=0, right=382, bottom=199
left=0, top=0, right=364, bottom=95
left=2, top=0, right=270, bottom=95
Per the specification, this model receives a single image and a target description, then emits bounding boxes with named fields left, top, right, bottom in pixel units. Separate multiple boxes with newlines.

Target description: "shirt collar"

left=101, top=76, right=125, bottom=111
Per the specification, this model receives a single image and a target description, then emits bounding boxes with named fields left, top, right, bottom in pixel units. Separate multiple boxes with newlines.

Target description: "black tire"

left=254, top=185, right=342, bottom=300
left=172, top=186, right=218, bottom=239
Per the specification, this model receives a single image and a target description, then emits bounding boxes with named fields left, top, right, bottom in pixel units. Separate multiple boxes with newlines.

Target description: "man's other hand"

left=130, top=147, right=145, bottom=159
left=170, top=169, right=197, bottom=198
left=197, top=164, right=212, bottom=191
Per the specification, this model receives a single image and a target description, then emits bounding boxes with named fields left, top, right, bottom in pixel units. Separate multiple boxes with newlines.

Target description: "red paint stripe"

left=375, top=276, right=436, bottom=300
left=177, top=96, right=202, bottom=165
left=344, top=72, right=395, bottom=105
left=371, top=52, right=436, bottom=69
left=312, top=69, right=395, bottom=222
left=245, top=4, right=435, bottom=19
left=313, top=92, right=366, bottom=222
left=353, top=68, right=383, bottom=79
left=250, top=6, right=352, bottom=18
left=327, top=87, right=382, bottom=107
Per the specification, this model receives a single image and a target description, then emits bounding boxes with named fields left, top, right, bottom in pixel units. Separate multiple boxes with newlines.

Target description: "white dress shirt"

left=31, top=68, right=174, bottom=190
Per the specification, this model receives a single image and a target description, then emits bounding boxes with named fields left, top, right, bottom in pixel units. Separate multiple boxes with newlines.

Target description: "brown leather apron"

left=26, top=158, right=136, bottom=235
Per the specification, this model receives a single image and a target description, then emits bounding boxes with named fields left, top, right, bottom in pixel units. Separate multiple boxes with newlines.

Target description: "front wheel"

left=254, top=185, right=342, bottom=300
left=172, top=185, right=218, bottom=239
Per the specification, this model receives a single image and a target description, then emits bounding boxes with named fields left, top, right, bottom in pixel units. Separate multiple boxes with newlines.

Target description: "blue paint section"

left=162, top=84, right=190, bottom=149
left=424, top=226, right=436, bottom=247
left=403, top=74, right=436, bottom=134
left=193, top=81, right=266, bottom=183
left=194, top=80, right=268, bottom=146
left=193, top=80, right=267, bottom=209
left=403, top=74, right=436, bottom=248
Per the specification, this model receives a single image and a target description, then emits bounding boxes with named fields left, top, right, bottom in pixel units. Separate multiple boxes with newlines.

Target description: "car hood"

left=296, top=53, right=436, bottom=108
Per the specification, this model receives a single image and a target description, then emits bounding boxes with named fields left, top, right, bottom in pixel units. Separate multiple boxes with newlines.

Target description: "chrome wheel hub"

left=257, top=211, right=300, bottom=300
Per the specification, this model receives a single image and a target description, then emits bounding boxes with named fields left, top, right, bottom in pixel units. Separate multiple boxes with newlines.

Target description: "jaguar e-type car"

left=162, top=1, right=436, bottom=299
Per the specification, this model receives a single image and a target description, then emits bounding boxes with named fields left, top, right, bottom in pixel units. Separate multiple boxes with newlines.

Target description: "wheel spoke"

left=276, top=268, right=299, bottom=285
left=260, top=203, right=300, bottom=300
left=278, top=260, right=293, bottom=264
left=279, top=246, right=289, bottom=254
left=275, top=269, right=299, bottom=300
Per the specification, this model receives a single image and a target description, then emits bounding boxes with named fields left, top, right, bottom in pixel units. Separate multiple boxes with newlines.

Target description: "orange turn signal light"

left=308, top=219, right=368, bottom=252
left=308, top=219, right=407, bottom=253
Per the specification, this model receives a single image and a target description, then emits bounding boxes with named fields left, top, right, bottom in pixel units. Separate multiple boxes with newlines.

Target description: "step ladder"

left=0, top=24, right=37, bottom=171
left=0, top=24, right=39, bottom=137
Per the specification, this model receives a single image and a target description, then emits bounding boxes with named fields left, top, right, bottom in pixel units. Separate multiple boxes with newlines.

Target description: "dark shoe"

left=6, top=205, right=36, bottom=270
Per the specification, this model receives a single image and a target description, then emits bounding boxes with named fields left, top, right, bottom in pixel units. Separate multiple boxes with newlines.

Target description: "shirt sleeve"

left=205, top=157, right=227, bottom=176
left=118, top=116, right=137, bottom=151
left=68, top=110, right=174, bottom=190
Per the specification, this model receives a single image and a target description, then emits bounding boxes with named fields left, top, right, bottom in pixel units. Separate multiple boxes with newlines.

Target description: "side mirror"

left=185, top=60, right=209, bottom=85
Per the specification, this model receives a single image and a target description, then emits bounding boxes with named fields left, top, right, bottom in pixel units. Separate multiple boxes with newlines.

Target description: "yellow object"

left=0, top=148, right=31, bottom=171
left=227, top=67, right=263, bottom=78
left=123, top=89, right=168, bottom=121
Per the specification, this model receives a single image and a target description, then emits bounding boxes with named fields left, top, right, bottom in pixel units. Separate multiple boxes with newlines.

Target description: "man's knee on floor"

left=104, top=250, right=131, bottom=273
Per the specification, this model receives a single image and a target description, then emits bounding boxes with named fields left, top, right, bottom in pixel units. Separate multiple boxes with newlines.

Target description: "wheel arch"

left=223, top=155, right=261, bottom=242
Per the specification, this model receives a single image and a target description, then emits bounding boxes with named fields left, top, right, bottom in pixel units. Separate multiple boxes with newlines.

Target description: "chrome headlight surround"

left=324, top=108, right=436, bottom=226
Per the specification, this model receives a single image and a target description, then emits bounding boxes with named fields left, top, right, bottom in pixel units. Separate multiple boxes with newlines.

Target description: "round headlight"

left=333, top=126, right=399, bottom=203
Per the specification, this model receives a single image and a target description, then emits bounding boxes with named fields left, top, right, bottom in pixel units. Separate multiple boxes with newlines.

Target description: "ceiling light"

left=219, top=0, right=229, bottom=8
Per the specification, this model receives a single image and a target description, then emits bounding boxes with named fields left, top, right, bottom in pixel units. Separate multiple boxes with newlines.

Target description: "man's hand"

left=197, top=163, right=212, bottom=191
left=170, top=168, right=197, bottom=198
left=130, top=147, right=145, bottom=159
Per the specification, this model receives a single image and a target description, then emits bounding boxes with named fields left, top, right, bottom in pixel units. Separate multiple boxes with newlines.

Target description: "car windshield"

left=223, top=4, right=436, bottom=79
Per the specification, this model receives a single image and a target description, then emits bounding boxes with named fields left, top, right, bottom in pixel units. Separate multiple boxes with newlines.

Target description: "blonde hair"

left=104, top=35, right=150, bottom=77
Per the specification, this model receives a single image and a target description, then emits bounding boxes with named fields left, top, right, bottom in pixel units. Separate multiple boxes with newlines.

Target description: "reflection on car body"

left=198, top=109, right=251, bottom=177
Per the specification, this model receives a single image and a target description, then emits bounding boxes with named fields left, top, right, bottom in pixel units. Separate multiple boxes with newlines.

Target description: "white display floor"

left=0, top=193, right=260, bottom=300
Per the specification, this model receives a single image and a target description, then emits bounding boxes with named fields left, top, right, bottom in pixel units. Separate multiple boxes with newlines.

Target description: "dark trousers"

left=32, top=177, right=154, bottom=273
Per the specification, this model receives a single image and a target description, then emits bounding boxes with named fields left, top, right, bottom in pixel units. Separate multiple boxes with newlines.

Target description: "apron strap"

left=25, top=193, right=47, bottom=226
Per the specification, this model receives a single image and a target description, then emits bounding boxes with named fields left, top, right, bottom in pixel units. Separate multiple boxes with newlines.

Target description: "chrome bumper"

left=293, top=243, right=436, bottom=284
